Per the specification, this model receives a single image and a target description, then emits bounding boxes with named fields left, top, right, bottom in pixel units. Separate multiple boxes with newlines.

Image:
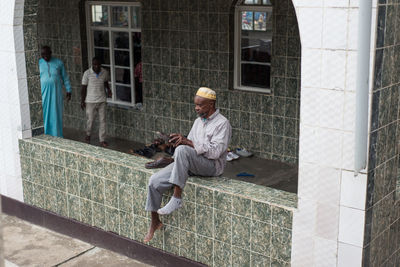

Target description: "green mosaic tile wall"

left=23, top=0, right=300, bottom=164
left=19, top=135, right=296, bottom=266
left=24, top=0, right=43, bottom=134
left=136, top=0, right=301, bottom=163
left=23, top=0, right=84, bottom=135
left=38, top=0, right=85, bottom=130
left=364, top=1, right=400, bottom=266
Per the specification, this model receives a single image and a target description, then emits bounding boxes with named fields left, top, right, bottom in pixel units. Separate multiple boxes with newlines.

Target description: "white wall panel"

left=0, top=0, right=28, bottom=201
left=291, top=0, right=377, bottom=266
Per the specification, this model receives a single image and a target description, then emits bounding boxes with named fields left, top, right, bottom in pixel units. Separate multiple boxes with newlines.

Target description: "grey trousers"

left=86, top=102, right=106, bottom=142
left=145, top=145, right=216, bottom=212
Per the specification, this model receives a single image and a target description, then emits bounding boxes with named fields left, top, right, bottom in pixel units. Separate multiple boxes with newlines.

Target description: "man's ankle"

left=173, top=186, right=182, bottom=199
left=152, top=220, right=161, bottom=226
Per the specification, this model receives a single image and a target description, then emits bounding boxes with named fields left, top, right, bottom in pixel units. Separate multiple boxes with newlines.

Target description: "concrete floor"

left=2, top=214, right=151, bottom=267
left=224, top=157, right=298, bottom=193
left=64, top=127, right=298, bottom=193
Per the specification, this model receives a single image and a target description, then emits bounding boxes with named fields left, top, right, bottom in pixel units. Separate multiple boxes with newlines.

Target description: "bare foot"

left=144, top=221, right=163, bottom=243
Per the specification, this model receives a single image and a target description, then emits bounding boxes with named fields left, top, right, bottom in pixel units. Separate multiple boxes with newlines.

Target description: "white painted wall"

left=0, top=0, right=30, bottom=201
left=291, top=0, right=377, bottom=266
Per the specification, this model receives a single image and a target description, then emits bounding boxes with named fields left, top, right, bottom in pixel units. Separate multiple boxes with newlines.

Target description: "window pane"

left=133, top=32, right=142, bottom=104
left=254, top=12, right=266, bottom=31
left=241, top=12, right=253, bottom=30
left=243, top=0, right=271, bottom=4
left=241, top=38, right=271, bottom=63
left=91, top=5, right=108, bottom=26
left=114, top=32, right=129, bottom=49
left=94, top=31, right=109, bottom=47
left=102, top=66, right=111, bottom=97
left=114, top=51, right=130, bottom=67
left=94, top=48, right=110, bottom=65
left=241, top=63, right=270, bottom=88
left=111, top=6, right=129, bottom=27
left=115, top=68, right=131, bottom=84
left=116, top=85, right=131, bottom=102
left=131, top=6, right=141, bottom=28
left=133, top=32, right=142, bottom=66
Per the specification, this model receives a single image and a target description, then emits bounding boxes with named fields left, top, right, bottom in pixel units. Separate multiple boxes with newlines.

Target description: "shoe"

left=226, top=151, right=239, bottom=161
left=142, top=147, right=156, bottom=158
left=135, top=103, right=143, bottom=110
left=145, top=157, right=174, bottom=169
left=129, top=149, right=147, bottom=158
left=158, top=143, right=168, bottom=152
left=231, top=152, right=239, bottom=159
left=156, top=131, right=170, bottom=143
left=152, top=138, right=165, bottom=146
left=100, top=141, right=109, bottom=147
left=165, top=145, right=175, bottom=156
left=133, top=149, right=144, bottom=156
left=235, top=148, right=253, bottom=157
left=149, top=143, right=161, bottom=152
left=85, top=135, right=90, bottom=144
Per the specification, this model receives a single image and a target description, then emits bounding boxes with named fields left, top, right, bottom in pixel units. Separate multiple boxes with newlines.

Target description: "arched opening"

left=24, top=0, right=302, bottom=194
left=18, top=0, right=304, bottom=266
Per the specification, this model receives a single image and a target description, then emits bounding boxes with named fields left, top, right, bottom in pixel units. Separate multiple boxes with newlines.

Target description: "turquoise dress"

left=39, top=58, right=71, bottom=137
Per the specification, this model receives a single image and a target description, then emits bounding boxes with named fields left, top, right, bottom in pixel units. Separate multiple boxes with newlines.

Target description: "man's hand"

left=66, top=92, right=72, bottom=102
left=169, top=133, right=194, bottom=148
left=81, top=101, right=86, bottom=110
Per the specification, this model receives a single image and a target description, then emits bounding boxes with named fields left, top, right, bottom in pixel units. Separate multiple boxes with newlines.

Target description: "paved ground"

left=2, top=214, right=152, bottom=267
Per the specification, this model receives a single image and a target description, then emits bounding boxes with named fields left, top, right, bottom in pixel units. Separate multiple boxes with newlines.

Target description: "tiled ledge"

left=19, top=135, right=297, bottom=266
left=20, top=135, right=298, bottom=209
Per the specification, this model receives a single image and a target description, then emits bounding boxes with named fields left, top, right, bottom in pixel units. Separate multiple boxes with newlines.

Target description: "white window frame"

left=86, top=1, right=142, bottom=107
left=234, top=4, right=273, bottom=93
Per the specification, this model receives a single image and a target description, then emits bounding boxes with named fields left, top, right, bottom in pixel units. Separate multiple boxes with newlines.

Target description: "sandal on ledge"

left=145, top=157, right=174, bottom=169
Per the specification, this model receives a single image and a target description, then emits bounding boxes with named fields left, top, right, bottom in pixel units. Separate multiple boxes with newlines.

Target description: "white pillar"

left=291, top=0, right=378, bottom=266
left=0, top=0, right=30, bottom=200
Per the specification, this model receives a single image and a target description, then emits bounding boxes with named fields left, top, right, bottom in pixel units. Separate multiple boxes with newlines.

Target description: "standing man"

left=81, top=57, right=111, bottom=147
left=144, top=87, right=232, bottom=242
left=39, top=46, right=72, bottom=137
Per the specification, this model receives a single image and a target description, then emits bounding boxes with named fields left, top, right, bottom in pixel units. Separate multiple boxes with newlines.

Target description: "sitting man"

left=144, top=87, right=232, bottom=242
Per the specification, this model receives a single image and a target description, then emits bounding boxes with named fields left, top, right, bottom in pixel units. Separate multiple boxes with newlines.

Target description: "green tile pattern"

left=23, top=0, right=84, bottom=134
left=19, top=135, right=295, bottom=266
left=24, top=0, right=300, bottom=164
left=364, top=1, right=400, bottom=266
